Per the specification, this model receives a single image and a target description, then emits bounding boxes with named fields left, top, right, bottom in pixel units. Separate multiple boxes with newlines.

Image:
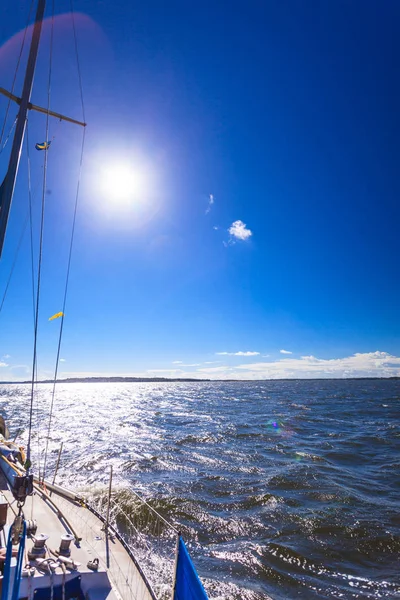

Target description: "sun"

left=101, top=164, right=147, bottom=205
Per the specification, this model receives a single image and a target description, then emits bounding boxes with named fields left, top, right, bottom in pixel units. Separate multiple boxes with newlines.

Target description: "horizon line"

left=0, top=375, right=399, bottom=384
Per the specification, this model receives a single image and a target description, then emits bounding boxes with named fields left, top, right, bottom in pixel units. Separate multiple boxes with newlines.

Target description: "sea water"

left=1, top=379, right=399, bottom=599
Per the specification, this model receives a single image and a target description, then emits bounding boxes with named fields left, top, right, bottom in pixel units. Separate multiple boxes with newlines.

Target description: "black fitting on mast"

left=13, top=474, right=34, bottom=504
left=0, top=0, right=46, bottom=258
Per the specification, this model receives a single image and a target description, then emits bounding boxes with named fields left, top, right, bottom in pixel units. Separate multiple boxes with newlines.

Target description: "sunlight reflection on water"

left=0, top=380, right=399, bottom=600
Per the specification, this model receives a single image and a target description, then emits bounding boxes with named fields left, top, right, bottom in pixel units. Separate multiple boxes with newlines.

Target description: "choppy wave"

left=0, top=379, right=399, bottom=599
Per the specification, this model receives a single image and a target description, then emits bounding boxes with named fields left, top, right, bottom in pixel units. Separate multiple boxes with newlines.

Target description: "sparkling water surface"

left=0, top=379, right=399, bottom=599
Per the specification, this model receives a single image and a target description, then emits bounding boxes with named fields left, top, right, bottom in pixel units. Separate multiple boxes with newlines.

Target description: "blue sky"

left=0, top=0, right=399, bottom=380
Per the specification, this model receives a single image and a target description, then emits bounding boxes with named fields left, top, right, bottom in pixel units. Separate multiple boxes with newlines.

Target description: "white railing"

left=89, top=489, right=178, bottom=600
left=55, top=487, right=178, bottom=600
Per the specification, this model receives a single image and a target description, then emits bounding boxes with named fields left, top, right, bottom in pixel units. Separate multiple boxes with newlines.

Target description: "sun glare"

left=102, top=164, right=146, bottom=204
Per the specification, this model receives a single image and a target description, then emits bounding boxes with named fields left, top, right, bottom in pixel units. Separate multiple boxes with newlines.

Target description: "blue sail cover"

left=174, top=537, right=209, bottom=600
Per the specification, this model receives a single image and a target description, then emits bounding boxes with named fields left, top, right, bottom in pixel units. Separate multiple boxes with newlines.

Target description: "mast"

left=0, top=0, right=46, bottom=258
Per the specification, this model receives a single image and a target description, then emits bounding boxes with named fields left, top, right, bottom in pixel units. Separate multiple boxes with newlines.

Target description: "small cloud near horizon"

left=216, top=351, right=260, bottom=356
left=60, top=358, right=66, bottom=362
left=171, top=361, right=200, bottom=367
left=147, top=368, right=182, bottom=373
left=228, top=220, right=252, bottom=241
left=280, top=349, right=292, bottom=354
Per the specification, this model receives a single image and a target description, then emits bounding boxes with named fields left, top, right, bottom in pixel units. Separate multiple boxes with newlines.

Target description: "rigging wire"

left=0, top=212, right=29, bottom=315
left=70, top=0, right=86, bottom=123
left=0, top=122, right=36, bottom=315
left=0, top=118, right=17, bottom=156
left=27, top=0, right=56, bottom=471
left=0, top=0, right=35, bottom=148
left=26, top=119, right=42, bottom=482
left=26, top=120, right=37, bottom=326
left=42, top=131, right=87, bottom=481
left=42, top=0, right=87, bottom=481
left=0, top=123, right=43, bottom=319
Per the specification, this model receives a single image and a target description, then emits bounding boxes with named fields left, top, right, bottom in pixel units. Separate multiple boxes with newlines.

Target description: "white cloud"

left=59, top=358, right=66, bottom=362
left=172, top=361, right=183, bottom=364
left=216, top=351, right=260, bottom=356
left=196, top=365, right=234, bottom=374
left=0, top=364, right=29, bottom=381
left=2, top=351, right=398, bottom=383
left=205, top=193, right=214, bottom=214
left=228, top=220, right=252, bottom=241
left=213, top=226, right=219, bottom=231
left=146, top=369, right=183, bottom=374
left=167, top=351, right=400, bottom=380
left=280, top=349, right=292, bottom=354
left=2, top=355, right=10, bottom=359
left=232, top=351, right=400, bottom=379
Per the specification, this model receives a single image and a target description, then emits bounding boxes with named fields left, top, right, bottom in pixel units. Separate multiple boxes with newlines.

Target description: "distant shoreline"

left=0, top=376, right=398, bottom=384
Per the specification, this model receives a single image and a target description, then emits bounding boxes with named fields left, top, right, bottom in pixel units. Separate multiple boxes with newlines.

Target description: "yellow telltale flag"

left=49, top=312, right=64, bottom=321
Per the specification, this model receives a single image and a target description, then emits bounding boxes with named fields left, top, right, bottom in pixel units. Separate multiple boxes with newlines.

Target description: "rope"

left=42, top=0, right=87, bottom=481
left=0, top=0, right=35, bottom=148
left=62, top=568, right=66, bottom=600
left=1, top=526, right=13, bottom=600
left=12, top=521, right=26, bottom=600
left=27, top=0, right=56, bottom=470
left=0, top=520, right=26, bottom=600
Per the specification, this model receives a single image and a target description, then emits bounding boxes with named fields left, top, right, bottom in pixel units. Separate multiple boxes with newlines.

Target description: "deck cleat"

left=59, top=533, right=74, bottom=556
left=28, top=533, right=49, bottom=560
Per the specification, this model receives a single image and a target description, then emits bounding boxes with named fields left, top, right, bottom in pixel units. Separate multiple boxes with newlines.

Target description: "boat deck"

left=0, top=470, right=155, bottom=600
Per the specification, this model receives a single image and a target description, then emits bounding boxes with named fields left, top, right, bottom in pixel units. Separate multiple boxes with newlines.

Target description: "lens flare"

left=265, top=419, right=294, bottom=438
